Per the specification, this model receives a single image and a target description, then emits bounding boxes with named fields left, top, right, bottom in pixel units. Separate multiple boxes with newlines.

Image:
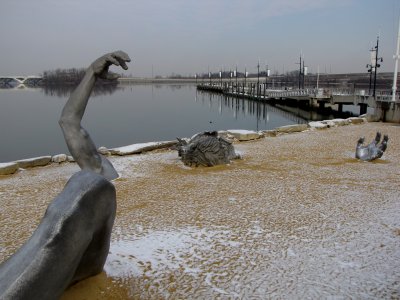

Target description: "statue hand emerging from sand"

left=59, top=51, right=131, bottom=180
left=355, top=131, right=388, bottom=161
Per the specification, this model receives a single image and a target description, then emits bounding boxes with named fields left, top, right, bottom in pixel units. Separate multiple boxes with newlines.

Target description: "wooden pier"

left=197, top=83, right=400, bottom=120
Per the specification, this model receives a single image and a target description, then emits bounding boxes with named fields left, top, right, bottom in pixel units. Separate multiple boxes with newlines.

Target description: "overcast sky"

left=1, top=0, right=400, bottom=77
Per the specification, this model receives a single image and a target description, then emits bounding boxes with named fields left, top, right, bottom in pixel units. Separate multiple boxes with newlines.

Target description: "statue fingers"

left=99, top=71, right=119, bottom=80
left=374, top=132, right=381, bottom=144
left=383, top=134, right=389, bottom=142
left=104, top=54, right=121, bottom=67
left=111, top=51, right=131, bottom=70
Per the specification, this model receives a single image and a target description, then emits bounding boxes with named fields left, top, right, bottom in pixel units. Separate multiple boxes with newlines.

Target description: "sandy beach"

left=0, top=121, right=399, bottom=299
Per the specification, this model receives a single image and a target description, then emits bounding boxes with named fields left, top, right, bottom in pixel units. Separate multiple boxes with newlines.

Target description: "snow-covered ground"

left=1, top=122, right=399, bottom=299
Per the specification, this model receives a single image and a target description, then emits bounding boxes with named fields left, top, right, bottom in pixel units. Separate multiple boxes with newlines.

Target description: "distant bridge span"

left=0, top=76, right=43, bottom=85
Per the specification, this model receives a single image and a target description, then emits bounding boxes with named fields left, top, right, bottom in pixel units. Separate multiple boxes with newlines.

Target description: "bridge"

left=197, top=83, right=400, bottom=117
left=0, top=76, right=43, bottom=86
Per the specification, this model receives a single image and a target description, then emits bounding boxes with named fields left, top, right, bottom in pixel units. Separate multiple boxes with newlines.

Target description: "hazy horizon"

left=1, top=0, right=400, bottom=77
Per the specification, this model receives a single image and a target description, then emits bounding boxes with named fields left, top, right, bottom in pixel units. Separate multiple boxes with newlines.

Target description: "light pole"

left=303, top=64, right=307, bottom=89
left=392, top=15, right=400, bottom=102
left=372, top=36, right=383, bottom=98
left=235, top=65, right=238, bottom=91
left=257, top=60, right=260, bottom=97
left=265, top=64, right=270, bottom=89
left=366, top=61, right=373, bottom=95
left=244, top=67, right=247, bottom=88
left=296, top=53, right=302, bottom=89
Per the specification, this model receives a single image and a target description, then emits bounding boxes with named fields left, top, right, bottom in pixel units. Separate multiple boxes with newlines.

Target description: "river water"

left=0, top=84, right=356, bottom=163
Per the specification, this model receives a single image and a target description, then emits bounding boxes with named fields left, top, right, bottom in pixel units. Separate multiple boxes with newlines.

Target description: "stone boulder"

left=360, top=113, right=379, bottom=122
left=52, top=154, right=67, bottom=164
left=98, top=146, right=111, bottom=156
left=347, top=117, right=365, bottom=124
left=226, top=129, right=263, bottom=141
left=261, top=130, right=277, bottom=137
left=16, top=156, right=52, bottom=169
left=275, top=124, right=308, bottom=133
left=321, top=120, right=337, bottom=128
left=217, top=131, right=237, bottom=142
left=308, top=121, right=328, bottom=130
left=330, top=118, right=350, bottom=126
left=0, top=162, right=19, bottom=176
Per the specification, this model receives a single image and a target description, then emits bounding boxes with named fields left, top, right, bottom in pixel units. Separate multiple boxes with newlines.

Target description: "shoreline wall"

left=0, top=116, right=369, bottom=176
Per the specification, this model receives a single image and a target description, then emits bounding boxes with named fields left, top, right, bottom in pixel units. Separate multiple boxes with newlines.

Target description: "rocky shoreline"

left=0, top=116, right=370, bottom=176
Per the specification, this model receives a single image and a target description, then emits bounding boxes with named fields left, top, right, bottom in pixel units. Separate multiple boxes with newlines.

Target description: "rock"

left=98, top=146, right=111, bottom=156
left=226, top=130, right=263, bottom=141
left=261, top=130, right=277, bottom=137
left=109, top=141, right=177, bottom=156
left=217, top=131, right=237, bottom=142
left=16, top=156, right=52, bottom=169
left=330, top=118, right=350, bottom=126
left=347, top=117, right=365, bottom=124
left=360, top=113, right=379, bottom=122
left=0, top=162, right=19, bottom=175
left=275, top=124, right=308, bottom=133
left=308, top=121, right=328, bottom=130
left=52, top=154, right=67, bottom=164
left=321, top=120, right=336, bottom=128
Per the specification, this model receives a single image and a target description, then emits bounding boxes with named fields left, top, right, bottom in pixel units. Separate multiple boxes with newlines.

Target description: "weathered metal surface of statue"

left=0, top=171, right=116, bottom=300
left=177, top=131, right=240, bottom=167
left=59, top=50, right=130, bottom=180
left=355, top=131, right=389, bottom=161
left=0, top=51, right=130, bottom=300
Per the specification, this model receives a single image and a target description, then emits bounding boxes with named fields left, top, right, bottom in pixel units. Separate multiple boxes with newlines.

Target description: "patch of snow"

left=105, top=226, right=239, bottom=278
left=227, top=129, right=256, bottom=135
left=110, top=141, right=176, bottom=156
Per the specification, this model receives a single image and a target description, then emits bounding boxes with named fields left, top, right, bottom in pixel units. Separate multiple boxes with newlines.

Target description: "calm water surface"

left=0, top=84, right=352, bottom=162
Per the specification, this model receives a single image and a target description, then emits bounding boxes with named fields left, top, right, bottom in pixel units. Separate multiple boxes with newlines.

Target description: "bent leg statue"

left=0, top=51, right=130, bottom=300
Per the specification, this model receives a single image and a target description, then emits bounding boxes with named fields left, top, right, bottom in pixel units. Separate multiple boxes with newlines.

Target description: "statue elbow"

left=59, top=115, right=77, bottom=131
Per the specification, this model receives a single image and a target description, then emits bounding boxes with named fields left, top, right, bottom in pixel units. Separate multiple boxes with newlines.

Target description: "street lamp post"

left=230, top=70, right=232, bottom=90
left=257, top=61, right=260, bottom=97
left=235, top=66, right=238, bottom=92
left=296, top=54, right=302, bottom=89
left=303, top=64, right=307, bottom=89
left=392, top=15, right=400, bottom=102
left=244, top=67, right=247, bottom=91
left=366, top=62, right=373, bottom=95
left=372, top=36, right=383, bottom=98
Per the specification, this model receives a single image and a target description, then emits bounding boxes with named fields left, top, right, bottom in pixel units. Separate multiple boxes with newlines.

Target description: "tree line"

left=42, top=68, right=118, bottom=86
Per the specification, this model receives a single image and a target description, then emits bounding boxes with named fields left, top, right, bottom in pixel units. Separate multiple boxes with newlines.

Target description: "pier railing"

left=197, top=82, right=400, bottom=103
